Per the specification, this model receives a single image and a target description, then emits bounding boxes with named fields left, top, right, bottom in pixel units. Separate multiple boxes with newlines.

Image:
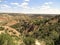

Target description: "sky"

left=0, top=0, right=60, bottom=14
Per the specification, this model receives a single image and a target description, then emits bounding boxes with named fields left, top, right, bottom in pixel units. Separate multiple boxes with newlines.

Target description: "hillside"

left=0, top=13, right=60, bottom=45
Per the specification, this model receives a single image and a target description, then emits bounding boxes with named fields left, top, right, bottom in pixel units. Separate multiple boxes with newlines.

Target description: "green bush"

left=23, top=37, right=35, bottom=45
left=0, top=27, right=4, bottom=30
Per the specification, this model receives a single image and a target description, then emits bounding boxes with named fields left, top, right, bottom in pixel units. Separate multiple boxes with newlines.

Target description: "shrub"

left=0, top=33, right=15, bottom=45
left=23, top=37, right=35, bottom=45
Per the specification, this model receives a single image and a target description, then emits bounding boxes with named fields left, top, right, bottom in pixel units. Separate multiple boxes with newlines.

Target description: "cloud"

left=11, top=2, right=29, bottom=8
left=21, top=2, right=60, bottom=14
left=20, top=2, right=29, bottom=8
left=24, top=0, right=30, bottom=2
left=1, top=4, right=60, bottom=14
left=0, top=1, right=60, bottom=14
left=0, top=0, right=6, bottom=2
left=0, top=4, right=10, bottom=8
left=11, top=3, right=20, bottom=6
left=0, top=4, right=20, bottom=13
left=44, top=2, right=53, bottom=5
left=19, top=0, right=30, bottom=8
left=0, top=0, right=2, bottom=2
left=0, top=4, right=13, bottom=13
left=22, top=8, right=60, bottom=14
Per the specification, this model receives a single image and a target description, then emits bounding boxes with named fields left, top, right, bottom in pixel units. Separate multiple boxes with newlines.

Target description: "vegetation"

left=23, top=37, right=35, bottom=45
left=0, top=14, right=60, bottom=45
left=0, top=26, right=4, bottom=30
left=0, top=33, right=16, bottom=45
